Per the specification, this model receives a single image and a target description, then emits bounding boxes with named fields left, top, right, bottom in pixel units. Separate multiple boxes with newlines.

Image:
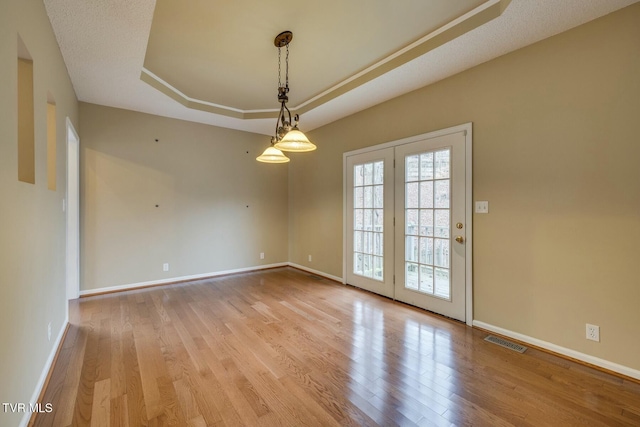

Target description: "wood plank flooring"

left=32, top=267, right=640, bottom=426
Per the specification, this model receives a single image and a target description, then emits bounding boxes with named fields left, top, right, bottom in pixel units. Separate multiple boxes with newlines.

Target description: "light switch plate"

left=475, top=201, right=489, bottom=214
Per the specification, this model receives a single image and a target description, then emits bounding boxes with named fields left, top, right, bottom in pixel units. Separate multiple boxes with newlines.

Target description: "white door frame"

left=343, top=123, right=473, bottom=325
left=66, top=118, right=80, bottom=301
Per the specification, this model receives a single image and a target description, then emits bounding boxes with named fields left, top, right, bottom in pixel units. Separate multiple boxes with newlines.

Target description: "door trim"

left=66, top=117, right=80, bottom=302
left=343, top=123, right=473, bottom=325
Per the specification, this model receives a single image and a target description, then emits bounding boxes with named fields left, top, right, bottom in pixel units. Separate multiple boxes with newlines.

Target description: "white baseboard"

left=20, top=314, right=69, bottom=427
left=287, top=263, right=344, bottom=283
left=473, top=320, right=640, bottom=381
left=79, top=263, right=344, bottom=298
left=79, top=263, right=289, bottom=297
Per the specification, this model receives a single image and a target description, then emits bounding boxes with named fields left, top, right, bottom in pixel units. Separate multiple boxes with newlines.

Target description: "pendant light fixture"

left=256, top=31, right=316, bottom=163
left=256, top=139, right=290, bottom=163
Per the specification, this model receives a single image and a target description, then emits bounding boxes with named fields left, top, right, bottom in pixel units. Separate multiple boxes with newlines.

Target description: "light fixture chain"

left=277, top=46, right=282, bottom=90
left=285, top=43, right=289, bottom=88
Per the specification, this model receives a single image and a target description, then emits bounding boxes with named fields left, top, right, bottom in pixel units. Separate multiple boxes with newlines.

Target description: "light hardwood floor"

left=32, top=267, right=640, bottom=426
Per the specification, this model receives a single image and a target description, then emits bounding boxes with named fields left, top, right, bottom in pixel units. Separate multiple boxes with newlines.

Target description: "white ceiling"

left=44, top=0, right=639, bottom=136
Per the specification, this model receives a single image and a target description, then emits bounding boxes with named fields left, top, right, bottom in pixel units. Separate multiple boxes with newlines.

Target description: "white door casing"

left=343, top=124, right=473, bottom=324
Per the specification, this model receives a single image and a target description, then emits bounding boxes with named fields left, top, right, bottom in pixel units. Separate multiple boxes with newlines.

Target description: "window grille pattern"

left=404, top=149, right=451, bottom=299
left=353, top=161, right=384, bottom=281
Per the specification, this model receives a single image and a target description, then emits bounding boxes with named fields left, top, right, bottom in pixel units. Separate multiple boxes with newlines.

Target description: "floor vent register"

left=484, top=335, right=528, bottom=353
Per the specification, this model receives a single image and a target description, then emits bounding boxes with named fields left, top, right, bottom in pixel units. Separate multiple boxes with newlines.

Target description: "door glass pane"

left=374, top=209, right=383, bottom=230
left=354, top=231, right=363, bottom=252
left=373, top=161, right=384, bottom=184
left=420, top=209, right=433, bottom=237
left=419, top=265, right=434, bottom=293
left=364, top=163, right=373, bottom=186
left=354, top=165, right=364, bottom=186
left=354, top=209, right=364, bottom=230
left=435, top=180, right=449, bottom=209
left=435, top=150, right=450, bottom=179
left=354, top=187, right=363, bottom=209
left=435, top=209, right=449, bottom=238
left=406, top=155, right=419, bottom=181
left=374, top=185, right=383, bottom=208
left=406, top=263, right=419, bottom=289
left=419, top=182, right=433, bottom=208
left=354, top=253, right=363, bottom=275
left=353, top=160, right=385, bottom=282
left=363, top=232, right=372, bottom=253
left=364, top=186, right=373, bottom=208
left=406, top=182, right=419, bottom=208
left=435, top=268, right=449, bottom=298
left=373, top=232, right=383, bottom=256
left=420, top=153, right=434, bottom=180
left=364, top=209, right=373, bottom=230
left=434, top=238, right=449, bottom=268
left=373, top=256, right=383, bottom=280
left=404, top=149, right=451, bottom=299
left=406, top=236, right=418, bottom=262
left=363, top=254, right=373, bottom=278
left=419, top=237, right=433, bottom=265
left=406, top=209, right=418, bottom=235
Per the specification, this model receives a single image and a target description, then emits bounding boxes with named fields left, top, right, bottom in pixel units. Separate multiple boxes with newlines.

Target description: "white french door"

left=344, top=125, right=471, bottom=323
left=394, top=132, right=467, bottom=321
left=345, top=148, right=395, bottom=298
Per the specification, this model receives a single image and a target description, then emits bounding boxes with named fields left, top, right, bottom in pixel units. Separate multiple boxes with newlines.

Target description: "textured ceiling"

left=43, top=0, right=639, bottom=136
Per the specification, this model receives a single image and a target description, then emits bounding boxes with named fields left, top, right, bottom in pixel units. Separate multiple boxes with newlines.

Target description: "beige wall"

left=0, top=0, right=79, bottom=424
left=79, top=103, right=289, bottom=291
left=290, top=4, right=640, bottom=370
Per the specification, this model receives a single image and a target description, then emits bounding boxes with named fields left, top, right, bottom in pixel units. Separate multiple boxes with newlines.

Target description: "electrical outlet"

left=163, top=263, right=169, bottom=272
left=47, top=322, right=52, bottom=341
left=586, top=324, right=600, bottom=342
left=308, top=255, right=312, bottom=262
left=260, top=252, right=265, bottom=260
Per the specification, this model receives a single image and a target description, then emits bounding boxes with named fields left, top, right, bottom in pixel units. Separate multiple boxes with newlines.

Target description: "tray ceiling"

left=142, top=0, right=490, bottom=118
left=43, top=0, right=639, bottom=135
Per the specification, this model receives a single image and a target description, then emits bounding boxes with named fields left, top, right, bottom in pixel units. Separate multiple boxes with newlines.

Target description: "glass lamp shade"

left=274, top=129, right=317, bottom=152
left=256, top=146, right=290, bottom=163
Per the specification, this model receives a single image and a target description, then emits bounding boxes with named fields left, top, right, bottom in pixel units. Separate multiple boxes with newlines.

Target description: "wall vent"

left=484, top=335, right=527, bottom=353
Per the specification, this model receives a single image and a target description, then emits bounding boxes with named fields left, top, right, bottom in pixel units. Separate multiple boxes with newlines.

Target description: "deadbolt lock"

left=456, top=222, right=464, bottom=229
